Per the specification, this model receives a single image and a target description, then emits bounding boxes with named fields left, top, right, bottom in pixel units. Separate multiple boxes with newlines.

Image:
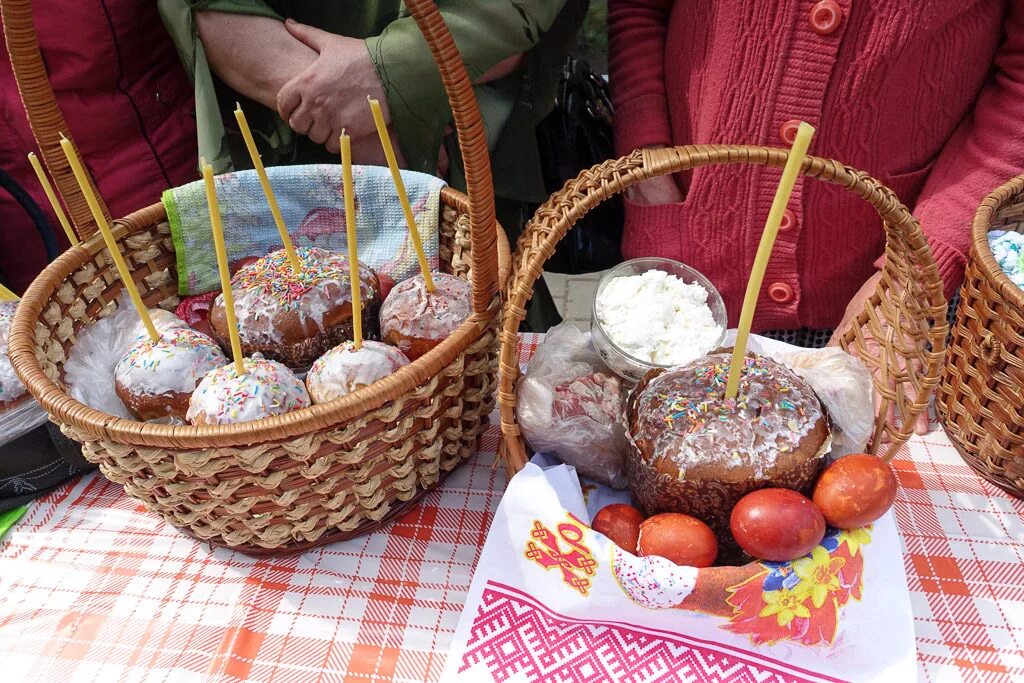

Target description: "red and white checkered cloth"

left=0, top=334, right=1021, bottom=682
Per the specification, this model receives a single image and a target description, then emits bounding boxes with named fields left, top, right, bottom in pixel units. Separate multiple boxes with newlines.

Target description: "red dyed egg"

left=813, top=454, right=898, bottom=529
left=592, top=504, right=645, bottom=553
left=730, top=489, right=825, bottom=562
left=638, top=513, right=718, bottom=568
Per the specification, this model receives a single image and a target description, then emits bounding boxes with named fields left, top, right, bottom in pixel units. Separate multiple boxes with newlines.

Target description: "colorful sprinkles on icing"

left=659, top=356, right=800, bottom=434
left=120, top=328, right=223, bottom=374
left=187, top=356, right=310, bottom=425
left=233, top=247, right=358, bottom=310
left=632, top=352, right=824, bottom=478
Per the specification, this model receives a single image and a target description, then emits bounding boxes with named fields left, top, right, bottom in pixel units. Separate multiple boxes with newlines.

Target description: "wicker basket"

left=497, top=146, right=949, bottom=472
left=938, top=175, right=1024, bottom=498
left=5, top=0, right=511, bottom=554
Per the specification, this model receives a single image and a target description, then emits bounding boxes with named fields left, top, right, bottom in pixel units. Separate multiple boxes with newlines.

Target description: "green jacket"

left=159, top=0, right=585, bottom=204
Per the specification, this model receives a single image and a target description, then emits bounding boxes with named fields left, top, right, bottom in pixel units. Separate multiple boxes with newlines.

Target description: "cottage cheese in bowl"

left=592, top=258, right=726, bottom=382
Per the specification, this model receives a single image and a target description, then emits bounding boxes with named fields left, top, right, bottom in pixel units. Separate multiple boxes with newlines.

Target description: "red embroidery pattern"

left=459, top=583, right=832, bottom=683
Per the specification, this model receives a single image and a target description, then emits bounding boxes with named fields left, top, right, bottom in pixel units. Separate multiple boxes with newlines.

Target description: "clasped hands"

left=275, top=19, right=407, bottom=166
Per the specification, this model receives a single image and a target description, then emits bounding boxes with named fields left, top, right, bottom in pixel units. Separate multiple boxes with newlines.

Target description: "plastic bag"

left=775, top=347, right=875, bottom=459
left=0, top=398, right=48, bottom=448
left=0, top=301, right=48, bottom=447
left=64, top=294, right=188, bottom=419
left=516, top=324, right=629, bottom=488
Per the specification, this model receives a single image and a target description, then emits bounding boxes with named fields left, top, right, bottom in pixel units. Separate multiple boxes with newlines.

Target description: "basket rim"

left=8, top=187, right=509, bottom=450
left=972, top=173, right=1024, bottom=311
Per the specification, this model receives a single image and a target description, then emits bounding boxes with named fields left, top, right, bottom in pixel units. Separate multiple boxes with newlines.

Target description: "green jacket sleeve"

left=158, top=0, right=287, bottom=173
left=365, top=2, right=570, bottom=177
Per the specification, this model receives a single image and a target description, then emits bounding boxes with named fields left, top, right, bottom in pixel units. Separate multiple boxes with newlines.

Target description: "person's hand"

left=276, top=19, right=389, bottom=154
left=829, top=271, right=931, bottom=438
left=625, top=174, right=684, bottom=205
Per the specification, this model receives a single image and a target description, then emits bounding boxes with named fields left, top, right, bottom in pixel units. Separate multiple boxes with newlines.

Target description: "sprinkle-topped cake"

left=626, top=351, right=829, bottom=559
left=209, top=247, right=381, bottom=370
left=186, top=355, right=310, bottom=425
left=115, top=327, right=228, bottom=421
left=0, top=301, right=28, bottom=411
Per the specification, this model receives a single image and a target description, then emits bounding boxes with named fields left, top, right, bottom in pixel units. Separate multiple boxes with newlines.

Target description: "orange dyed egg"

left=592, top=504, right=646, bottom=553
left=730, top=488, right=825, bottom=562
left=813, top=454, right=898, bottom=529
left=638, top=513, right=718, bottom=568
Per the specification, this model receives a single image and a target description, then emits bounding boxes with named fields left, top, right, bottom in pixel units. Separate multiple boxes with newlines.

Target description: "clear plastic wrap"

left=516, top=324, right=629, bottom=488
left=0, top=398, right=48, bottom=448
left=0, top=300, right=48, bottom=447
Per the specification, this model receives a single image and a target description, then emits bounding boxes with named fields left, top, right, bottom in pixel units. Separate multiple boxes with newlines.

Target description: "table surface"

left=1, top=334, right=1022, bottom=683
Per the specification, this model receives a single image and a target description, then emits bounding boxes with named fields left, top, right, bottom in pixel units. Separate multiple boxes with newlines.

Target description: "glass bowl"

left=591, top=257, right=727, bottom=383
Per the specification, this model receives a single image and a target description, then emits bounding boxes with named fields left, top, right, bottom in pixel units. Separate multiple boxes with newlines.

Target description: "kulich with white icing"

left=115, top=327, right=228, bottom=421
left=0, top=301, right=28, bottom=411
left=306, top=340, right=410, bottom=403
left=379, top=272, right=471, bottom=360
left=209, top=247, right=381, bottom=371
left=187, top=355, right=310, bottom=425
left=627, top=352, right=829, bottom=562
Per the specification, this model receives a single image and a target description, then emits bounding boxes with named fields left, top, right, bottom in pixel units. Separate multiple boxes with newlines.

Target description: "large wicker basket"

left=938, top=175, right=1024, bottom=497
left=497, top=146, right=949, bottom=472
left=5, top=0, right=510, bottom=554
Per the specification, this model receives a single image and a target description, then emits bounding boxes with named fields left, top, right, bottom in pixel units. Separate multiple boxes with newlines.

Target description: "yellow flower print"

left=758, top=587, right=811, bottom=627
left=792, top=546, right=846, bottom=609
left=842, top=527, right=872, bottom=556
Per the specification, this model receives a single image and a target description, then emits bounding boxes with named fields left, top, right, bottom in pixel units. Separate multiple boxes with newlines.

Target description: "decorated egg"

left=813, top=454, right=898, bottom=529
left=730, top=488, right=825, bottom=562
left=592, top=504, right=645, bottom=553
left=638, top=513, right=717, bottom=568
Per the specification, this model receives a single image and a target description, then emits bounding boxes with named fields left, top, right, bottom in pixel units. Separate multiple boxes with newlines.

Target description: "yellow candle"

left=27, top=152, right=78, bottom=247
left=367, top=97, right=435, bottom=292
left=0, top=283, right=18, bottom=302
left=725, top=122, right=815, bottom=400
left=340, top=131, right=363, bottom=350
left=59, top=136, right=159, bottom=343
left=202, top=163, right=245, bottom=375
left=233, top=103, right=301, bottom=273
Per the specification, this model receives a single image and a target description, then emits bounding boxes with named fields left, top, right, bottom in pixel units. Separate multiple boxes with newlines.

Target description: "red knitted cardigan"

left=609, top=0, right=1022, bottom=331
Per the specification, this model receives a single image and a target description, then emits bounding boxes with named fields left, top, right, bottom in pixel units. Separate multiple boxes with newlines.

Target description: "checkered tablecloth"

left=0, top=334, right=1021, bottom=682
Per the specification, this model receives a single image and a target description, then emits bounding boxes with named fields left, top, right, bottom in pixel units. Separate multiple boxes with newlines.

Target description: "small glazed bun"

left=209, top=247, right=381, bottom=371
left=379, top=272, right=471, bottom=360
left=0, top=301, right=28, bottom=412
left=115, top=327, right=228, bottom=421
left=306, top=340, right=410, bottom=403
left=186, top=355, right=310, bottom=425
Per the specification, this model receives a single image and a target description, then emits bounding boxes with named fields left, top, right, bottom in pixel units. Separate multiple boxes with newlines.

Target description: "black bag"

left=535, top=56, right=624, bottom=274
left=0, top=166, right=93, bottom=514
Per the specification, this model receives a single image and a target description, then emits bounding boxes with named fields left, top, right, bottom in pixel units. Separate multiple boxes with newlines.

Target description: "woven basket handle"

left=404, top=0, right=498, bottom=313
left=497, top=145, right=948, bottom=472
left=1, top=0, right=108, bottom=239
